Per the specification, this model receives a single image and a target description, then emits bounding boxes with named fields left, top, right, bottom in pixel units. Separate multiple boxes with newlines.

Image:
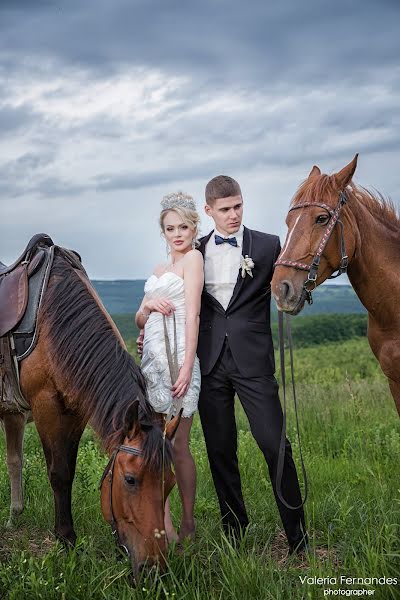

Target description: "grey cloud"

left=0, top=105, right=34, bottom=133
left=0, top=0, right=51, bottom=10
left=0, top=151, right=55, bottom=198
left=32, top=177, right=90, bottom=198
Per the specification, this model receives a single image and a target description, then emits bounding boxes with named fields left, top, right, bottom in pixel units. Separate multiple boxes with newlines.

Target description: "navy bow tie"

left=215, top=234, right=238, bottom=247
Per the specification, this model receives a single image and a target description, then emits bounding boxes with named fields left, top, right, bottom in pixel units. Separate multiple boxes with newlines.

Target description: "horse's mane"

left=292, top=174, right=399, bottom=231
left=40, top=251, right=171, bottom=469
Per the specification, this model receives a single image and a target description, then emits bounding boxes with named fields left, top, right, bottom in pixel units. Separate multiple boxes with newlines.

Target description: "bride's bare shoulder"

left=183, top=249, right=203, bottom=266
left=153, top=263, right=166, bottom=277
left=183, top=250, right=204, bottom=279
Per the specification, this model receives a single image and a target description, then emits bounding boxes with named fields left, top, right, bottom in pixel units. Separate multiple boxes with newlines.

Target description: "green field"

left=0, top=336, right=399, bottom=599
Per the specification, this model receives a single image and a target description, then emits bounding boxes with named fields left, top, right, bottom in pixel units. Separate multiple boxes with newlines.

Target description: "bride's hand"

left=145, top=298, right=175, bottom=316
left=172, top=364, right=193, bottom=398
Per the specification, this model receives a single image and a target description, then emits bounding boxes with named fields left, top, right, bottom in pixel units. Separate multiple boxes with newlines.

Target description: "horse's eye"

left=124, top=474, right=136, bottom=486
left=316, top=215, right=329, bottom=224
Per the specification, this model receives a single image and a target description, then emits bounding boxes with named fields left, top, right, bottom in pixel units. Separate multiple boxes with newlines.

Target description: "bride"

left=135, top=192, right=204, bottom=543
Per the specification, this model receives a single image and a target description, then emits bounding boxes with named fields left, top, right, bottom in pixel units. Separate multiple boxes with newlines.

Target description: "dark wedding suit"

left=197, top=226, right=306, bottom=548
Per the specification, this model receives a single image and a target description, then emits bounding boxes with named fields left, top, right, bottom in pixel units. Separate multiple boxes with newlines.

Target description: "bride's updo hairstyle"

left=159, top=191, right=200, bottom=244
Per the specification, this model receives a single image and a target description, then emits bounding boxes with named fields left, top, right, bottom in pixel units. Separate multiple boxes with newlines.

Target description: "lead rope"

left=162, top=313, right=180, bottom=511
left=276, top=311, right=308, bottom=510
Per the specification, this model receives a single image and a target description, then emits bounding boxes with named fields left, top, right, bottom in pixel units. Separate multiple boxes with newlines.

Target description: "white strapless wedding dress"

left=141, top=272, right=201, bottom=418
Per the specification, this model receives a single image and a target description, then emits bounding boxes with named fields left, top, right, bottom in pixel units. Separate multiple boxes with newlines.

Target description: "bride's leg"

left=172, top=416, right=196, bottom=541
left=164, top=497, right=178, bottom=543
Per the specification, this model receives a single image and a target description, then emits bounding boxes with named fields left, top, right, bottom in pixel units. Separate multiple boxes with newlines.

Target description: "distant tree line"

left=270, top=313, right=367, bottom=348
left=112, top=313, right=368, bottom=350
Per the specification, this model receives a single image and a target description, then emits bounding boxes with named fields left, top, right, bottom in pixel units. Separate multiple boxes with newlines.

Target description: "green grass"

left=115, top=313, right=370, bottom=352
left=0, top=337, right=399, bottom=599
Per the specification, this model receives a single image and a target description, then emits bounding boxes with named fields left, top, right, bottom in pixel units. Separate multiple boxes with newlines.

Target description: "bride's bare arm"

left=135, top=293, right=176, bottom=328
left=172, top=250, right=204, bottom=398
left=135, top=294, right=151, bottom=330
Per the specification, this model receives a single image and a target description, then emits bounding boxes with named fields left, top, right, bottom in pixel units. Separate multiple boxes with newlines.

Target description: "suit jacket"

left=197, top=226, right=281, bottom=377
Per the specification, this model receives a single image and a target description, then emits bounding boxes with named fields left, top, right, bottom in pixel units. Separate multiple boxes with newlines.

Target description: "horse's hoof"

left=6, top=508, right=22, bottom=529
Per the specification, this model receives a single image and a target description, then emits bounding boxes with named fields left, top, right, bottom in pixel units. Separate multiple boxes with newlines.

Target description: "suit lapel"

left=226, top=226, right=253, bottom=312
left=198, top=230, right=213, bottom=259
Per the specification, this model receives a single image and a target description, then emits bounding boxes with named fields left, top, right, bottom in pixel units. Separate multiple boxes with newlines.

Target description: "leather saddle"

left=0, top=234, right=54, bottom=338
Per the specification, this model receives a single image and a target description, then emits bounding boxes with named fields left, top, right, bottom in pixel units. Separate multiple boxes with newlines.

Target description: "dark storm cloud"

left=1, top=0, right=399, bottom=87
left=0, top=151, right=55, bottom=197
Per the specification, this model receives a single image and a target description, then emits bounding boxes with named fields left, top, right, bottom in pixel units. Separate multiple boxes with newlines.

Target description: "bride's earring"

left=191, top=238, right=196, bottom=250
left=166, top=241, right=170, bottom=257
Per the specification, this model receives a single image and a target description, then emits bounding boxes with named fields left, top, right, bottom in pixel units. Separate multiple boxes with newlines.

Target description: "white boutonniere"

left=240, top=255, right=255, bottom=278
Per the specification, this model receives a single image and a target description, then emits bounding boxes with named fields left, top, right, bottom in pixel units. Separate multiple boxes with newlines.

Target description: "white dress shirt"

left=204, top=225, right=244, bottom=310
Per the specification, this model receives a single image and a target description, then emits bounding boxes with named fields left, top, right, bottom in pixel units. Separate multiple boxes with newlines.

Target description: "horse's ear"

left=124, top=400, right=141, bottom=438
left=165, top=409, right=182, bottom=441
left=333, top=154, right=359, bottom=190
left=308, top=165, right=321, bottom=179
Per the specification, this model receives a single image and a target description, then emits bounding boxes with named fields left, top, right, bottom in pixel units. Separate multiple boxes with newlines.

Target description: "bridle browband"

left=275, top=191, right=349, bottom=303
left=100, top=444, right=146, bottom=556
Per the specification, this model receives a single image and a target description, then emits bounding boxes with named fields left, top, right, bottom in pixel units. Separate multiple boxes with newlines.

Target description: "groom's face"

left=205, top=195, right=243, bottom=237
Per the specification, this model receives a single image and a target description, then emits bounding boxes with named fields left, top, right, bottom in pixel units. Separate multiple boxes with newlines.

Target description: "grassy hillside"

left=0, top=337, right=398, bottom=599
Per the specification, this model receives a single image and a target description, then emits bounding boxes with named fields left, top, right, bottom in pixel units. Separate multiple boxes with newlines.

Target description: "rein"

left=162, top=313, right=181, bottom=421
left=162, top=312, right=181, bottom=509
left=275, top=190, right=349, bottom=303
left=276, top=312, right=308, bottom=510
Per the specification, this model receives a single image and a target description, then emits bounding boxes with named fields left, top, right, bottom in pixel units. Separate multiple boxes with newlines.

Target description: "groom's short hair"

left=205, top=175, right=242, bottom=206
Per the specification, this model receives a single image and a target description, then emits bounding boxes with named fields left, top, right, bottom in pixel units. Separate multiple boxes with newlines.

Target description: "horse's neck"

left=347, top=201, right=400, bottom=325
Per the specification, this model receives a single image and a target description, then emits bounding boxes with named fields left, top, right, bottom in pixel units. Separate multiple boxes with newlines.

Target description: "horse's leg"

left=3, top=412, right=26, bottom=528
left=388, top=378, right=400, bottom=417
left=32, top=395, right=84, bottom=545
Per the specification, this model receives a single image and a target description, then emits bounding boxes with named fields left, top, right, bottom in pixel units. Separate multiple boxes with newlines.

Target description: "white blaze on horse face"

left=279, top=213, right=302, bottom=259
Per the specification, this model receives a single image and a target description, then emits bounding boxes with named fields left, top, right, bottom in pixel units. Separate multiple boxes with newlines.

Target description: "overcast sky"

left=1, top=0, right=399, bottom=279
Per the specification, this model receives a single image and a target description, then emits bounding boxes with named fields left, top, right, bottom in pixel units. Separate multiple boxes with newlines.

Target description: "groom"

left=197, top=175, right=307, bottom=553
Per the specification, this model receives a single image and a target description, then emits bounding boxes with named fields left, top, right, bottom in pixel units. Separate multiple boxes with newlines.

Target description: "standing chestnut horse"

left=1, top=243, right=178, bottom=577
left=272, top=155, right=400, bottom=416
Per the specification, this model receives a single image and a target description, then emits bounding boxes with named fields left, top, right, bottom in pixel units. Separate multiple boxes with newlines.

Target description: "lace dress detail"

left=140, top=272, right=200, bottom=418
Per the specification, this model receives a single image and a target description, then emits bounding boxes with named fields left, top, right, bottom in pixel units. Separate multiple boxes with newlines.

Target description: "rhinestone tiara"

left=161, top=191, right=196, bottom=211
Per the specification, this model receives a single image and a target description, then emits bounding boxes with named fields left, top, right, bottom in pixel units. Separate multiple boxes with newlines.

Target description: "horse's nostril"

left=280, top=280, right=294, bottom=301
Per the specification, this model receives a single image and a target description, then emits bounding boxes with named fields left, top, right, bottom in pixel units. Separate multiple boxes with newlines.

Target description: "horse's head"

left=100, top=403, right=180, bottom=578
left=272, top=155, right=360, bottom=315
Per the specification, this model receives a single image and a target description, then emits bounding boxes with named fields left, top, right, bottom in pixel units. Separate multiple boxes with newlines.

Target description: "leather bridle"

left=275, top=191, right=349, bottom=304
left=100, top=444, right=149, bottom=556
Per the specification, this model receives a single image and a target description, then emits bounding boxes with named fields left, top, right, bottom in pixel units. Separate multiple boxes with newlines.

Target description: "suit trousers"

left=198, top=337, right=306, bottom=545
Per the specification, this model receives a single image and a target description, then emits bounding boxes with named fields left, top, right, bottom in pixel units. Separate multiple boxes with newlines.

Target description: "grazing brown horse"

left=272, top=155, right=400, bottom=416
left=3, top=245, right=178, bottom=577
